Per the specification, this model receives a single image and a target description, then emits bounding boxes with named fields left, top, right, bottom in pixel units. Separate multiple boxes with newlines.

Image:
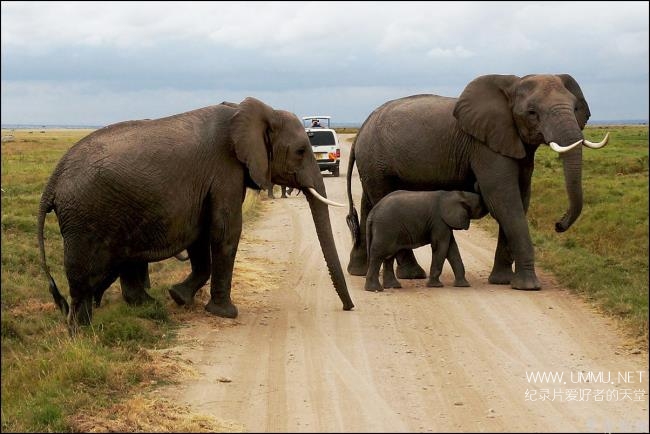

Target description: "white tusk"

left=308, top=187, right=345, bottom=207
left=583, top=132, right=610, bottom=149
left=549, top=139, right=583, bottom=153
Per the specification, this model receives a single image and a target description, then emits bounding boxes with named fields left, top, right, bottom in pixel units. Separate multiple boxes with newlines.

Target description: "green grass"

left=1, top=129, right=262, bottom=432
left=478, top=125, right=649, bottom=342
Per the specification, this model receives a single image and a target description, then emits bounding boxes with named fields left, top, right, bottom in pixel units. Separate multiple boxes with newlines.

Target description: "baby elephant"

left=365, top=190, right=488, bottom=291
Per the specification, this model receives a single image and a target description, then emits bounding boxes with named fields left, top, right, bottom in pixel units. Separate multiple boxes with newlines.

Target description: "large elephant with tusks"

left=346, top=74, right=608, bottom=289
left=38, top=97, right=354, bottom=333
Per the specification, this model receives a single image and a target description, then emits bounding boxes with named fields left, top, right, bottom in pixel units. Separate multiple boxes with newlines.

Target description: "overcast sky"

left=1, top=1, right=648, bottom=126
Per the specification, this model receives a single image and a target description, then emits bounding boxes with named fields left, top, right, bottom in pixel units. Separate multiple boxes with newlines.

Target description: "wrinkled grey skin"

left=347, top=74, right=592, bottom=290
left=365, top=190, right=488, bottom=291
left=38, top=97, right=354, bottom=332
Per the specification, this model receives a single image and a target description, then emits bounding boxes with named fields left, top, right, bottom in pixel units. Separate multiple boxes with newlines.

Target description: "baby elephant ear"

left=230, top=97, right=278, bottom=190
left=441, top=192, right=471, bottom=230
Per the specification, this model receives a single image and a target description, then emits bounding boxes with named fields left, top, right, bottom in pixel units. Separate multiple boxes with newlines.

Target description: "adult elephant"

left=38, top=97, right=354, bottom=331
left=346, top=74, right=609, bottom=290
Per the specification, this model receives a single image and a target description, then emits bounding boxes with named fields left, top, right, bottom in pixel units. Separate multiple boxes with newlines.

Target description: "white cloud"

left=427, top=46, right=475, bottom=59
left=610, top=31, right=650, bottom=57
left=1, top=1, right=648, bottom=124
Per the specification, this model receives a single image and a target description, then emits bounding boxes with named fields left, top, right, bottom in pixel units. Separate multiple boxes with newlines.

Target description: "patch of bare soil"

left=145, top=135, right=648, bottom=432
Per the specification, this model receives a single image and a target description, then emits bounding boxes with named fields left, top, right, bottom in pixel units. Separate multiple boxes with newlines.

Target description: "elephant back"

left=354, top=94, right=471, bottom=193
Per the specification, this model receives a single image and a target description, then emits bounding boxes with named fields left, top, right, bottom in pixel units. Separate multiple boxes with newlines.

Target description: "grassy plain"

left=1, top=125, right=648, bottom=430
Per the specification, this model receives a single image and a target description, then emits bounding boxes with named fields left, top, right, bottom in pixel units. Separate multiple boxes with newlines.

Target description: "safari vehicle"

left=302, top=116, right=340, bottom=177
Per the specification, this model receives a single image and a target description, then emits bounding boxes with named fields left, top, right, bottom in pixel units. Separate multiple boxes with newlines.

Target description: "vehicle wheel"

left=332, top=166, right=340, bottom=177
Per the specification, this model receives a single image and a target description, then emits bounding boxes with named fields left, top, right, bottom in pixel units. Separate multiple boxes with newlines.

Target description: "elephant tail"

left=346, top=140, right=361, bottom=247
left=38, top=191, right=69, bottom=317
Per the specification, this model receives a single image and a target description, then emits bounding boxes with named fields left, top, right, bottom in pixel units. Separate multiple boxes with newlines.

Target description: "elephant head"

left=230, top=97, right=354, bottom=310
left=453, top=74, right=608, bottom=233
left=441, top=191, right=488, bottom=230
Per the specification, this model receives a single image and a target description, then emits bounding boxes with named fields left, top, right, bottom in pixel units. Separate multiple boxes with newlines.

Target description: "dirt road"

left=160, top=135, right=648, bottom=432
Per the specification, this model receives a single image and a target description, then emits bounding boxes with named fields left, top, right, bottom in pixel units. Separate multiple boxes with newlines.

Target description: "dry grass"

left=69, top=394, right=245, bottom=433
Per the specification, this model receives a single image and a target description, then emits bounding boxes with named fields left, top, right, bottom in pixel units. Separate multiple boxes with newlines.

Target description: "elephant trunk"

left=305, top=184, right=355, bottom=311
left=552, top=128, right=584, bottom=233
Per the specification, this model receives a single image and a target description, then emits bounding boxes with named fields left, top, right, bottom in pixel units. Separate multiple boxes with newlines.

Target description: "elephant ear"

left=230, top=97, right=279, bottom=190
left=453, top=74, right=525, bottom=159
left=558, top=74, right=591, bottom=130
left=441, top=192, right=470, bottom=230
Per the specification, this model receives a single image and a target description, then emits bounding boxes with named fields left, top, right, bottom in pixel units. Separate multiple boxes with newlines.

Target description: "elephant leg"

left=68, top=293, right=94, bottom=333
left=68, top=278, right=97, bottom=327
left=94, top=286, right=109, bottom=308
left=365, top=225, right=383, bottom=291
left=426, top=244, right=445, bottom=287
left=169, top=236, right=211, bottom=306
left=65, top=243, right=117, bottom=329
left=364, top=254, right=384, bottom=292
left=348, top=191, right=372, bottom=275
left=204, top=218, right=240, bottom=319
left=475, top=157, right=540, bottom=290
left=119, top=262, right=155, bottom=305
left=395, top=249, right=427, bottom=279
left=144, top=266, right=151, bottom=289
left=488, top=227, right=515, bottom=284
left=381, top=257, right=401, bottom=289
left=489, top=160, right=533, bottom=285
left=447, top=235, right=470, bottom=287
left=267, top=185, right=275, bottom=198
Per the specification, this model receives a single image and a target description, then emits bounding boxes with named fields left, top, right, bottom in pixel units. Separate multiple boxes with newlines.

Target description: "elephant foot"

left=488, top=269, right=514, bottom=285
left=426, top=278, right=444, bottom=288
left=169, top=285, right=195, bottom=306
left=382, top=279, right=402, bottom=289
left=454, top=278, right=471, bottom=287
left=70, top=296, right=93, bottom=326
left=364, top=280, right=384, bottom=292
left=347, top=261, right=368, bottom=276
left=396, top=262, right=427, bottom=279
left=205, top=299, right=238, bottom=318
left=511, top=272, right=541, bottom=291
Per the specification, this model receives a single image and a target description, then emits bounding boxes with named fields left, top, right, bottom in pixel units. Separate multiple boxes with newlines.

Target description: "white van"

left=302, top=116, right=341, bottom=177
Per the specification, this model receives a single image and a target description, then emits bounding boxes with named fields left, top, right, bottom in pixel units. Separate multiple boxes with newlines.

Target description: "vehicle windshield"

left=307, top=131, right=336, bottom=147
left=303, top=116, right=331, bottom=128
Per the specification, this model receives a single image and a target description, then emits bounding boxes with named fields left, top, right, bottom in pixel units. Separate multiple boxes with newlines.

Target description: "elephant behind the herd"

left=38, top=97, right=354, bottom=333
left=346, top=74, right=609, bottom=290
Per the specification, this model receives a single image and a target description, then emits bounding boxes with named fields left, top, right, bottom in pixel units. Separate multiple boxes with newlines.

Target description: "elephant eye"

left=527, top=109, right=537, bottom=116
